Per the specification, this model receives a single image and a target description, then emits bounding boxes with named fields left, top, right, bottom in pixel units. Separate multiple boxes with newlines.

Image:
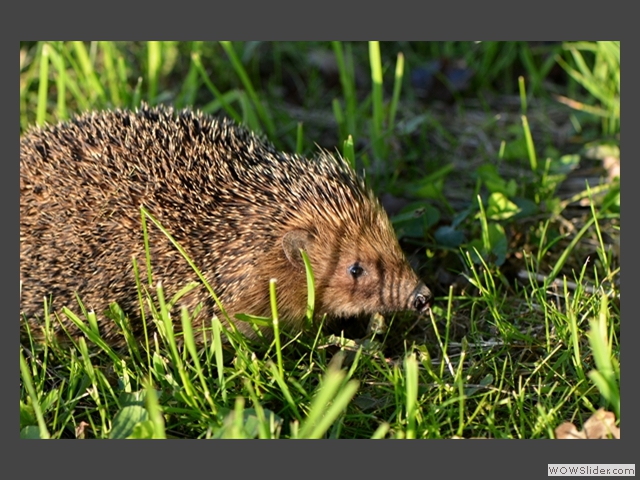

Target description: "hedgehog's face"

left=282, top=228, right=432, bottom=320
left=315, top=241, right=432, bottom=318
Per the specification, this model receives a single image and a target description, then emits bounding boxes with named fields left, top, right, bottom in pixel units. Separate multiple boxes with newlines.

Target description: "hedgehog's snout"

left=410, top=283, right=433, bottom=313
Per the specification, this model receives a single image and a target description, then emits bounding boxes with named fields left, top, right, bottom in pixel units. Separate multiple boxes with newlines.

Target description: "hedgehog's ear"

left=282, top=230, right=313, bottom=269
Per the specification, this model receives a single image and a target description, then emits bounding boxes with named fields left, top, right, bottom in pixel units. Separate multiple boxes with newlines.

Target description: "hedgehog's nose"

left=410, top=283, right=433, bottom=313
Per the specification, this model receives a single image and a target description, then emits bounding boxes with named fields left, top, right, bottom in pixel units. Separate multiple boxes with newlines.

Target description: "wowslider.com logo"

left=548, top=464, right=635, bottom=476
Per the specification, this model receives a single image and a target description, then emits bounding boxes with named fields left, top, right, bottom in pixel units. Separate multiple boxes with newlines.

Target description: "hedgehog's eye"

left=348, top=263, right=365, bottom=279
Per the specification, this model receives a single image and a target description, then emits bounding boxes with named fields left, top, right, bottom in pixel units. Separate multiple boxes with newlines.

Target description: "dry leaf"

left=603, top=156, right=620, bottom=182
left=555, top=408, right=620, bottom=439
left=75, top=421, right=91, bottom=439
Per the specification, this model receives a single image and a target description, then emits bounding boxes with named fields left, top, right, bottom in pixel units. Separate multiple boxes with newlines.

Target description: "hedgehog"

left=20, top=104, right=432, bottom=346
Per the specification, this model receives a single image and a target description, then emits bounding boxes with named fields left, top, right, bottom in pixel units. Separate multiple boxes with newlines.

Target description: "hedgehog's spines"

left=20, top=104, right=432, bottom=346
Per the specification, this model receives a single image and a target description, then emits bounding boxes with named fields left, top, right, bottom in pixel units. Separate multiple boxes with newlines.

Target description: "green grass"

left=20, top=41, right=620, bottom=439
